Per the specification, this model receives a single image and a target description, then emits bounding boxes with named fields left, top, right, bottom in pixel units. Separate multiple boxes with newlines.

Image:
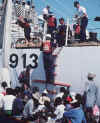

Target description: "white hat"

left=43, top=89, right=48, bottom=94
left=55, top=92, right=64, bottom=99
left=46, top=34, right=51, bottom=38
left=70, top=92, right=78, bottom=104
left=39, top=96, right=50, bottom=105
left=32, top=92, right=40, bottom=100
left=87, top=72, right=96, bottom=78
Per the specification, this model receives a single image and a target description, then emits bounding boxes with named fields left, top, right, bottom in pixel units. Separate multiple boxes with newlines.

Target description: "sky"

left=34, top=0, right=100, bottom=39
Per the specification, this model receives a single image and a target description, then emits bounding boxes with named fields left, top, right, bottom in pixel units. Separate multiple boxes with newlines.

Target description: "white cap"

left=43, top=89, right=48, bottom=94
left=46, top=34, right=51, bottom=38
left=87, top=72, right=96, bottom=78
left=70, top=92, right=78, bottom=104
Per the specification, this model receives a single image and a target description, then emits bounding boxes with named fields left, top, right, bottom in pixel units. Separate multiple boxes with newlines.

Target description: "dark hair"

left=32, top=86, right=39, bottom=93
left=1, top=81, right=7, bottom=88
left=44, top=101, right=50, bottom=107
left=54, top=97, right=62, bottom=106
left=22, top=2, right=25, bottom=6
left=14, top=87, right=22, bottom=96
left=24, top=18, right=28, bottom=23
left=74, top=1, right=79, bottom=7
left=71, top=101, right=80, bottom=108
left=42, top=93, right=47, bottom=96
left=60, top=87, right=66, bottom=93
left=32, top=5, right=35, bottom=8
left=46, top=5, right=50, bottom=9
left=76, top=93, right=82, bottom=104
left=59, top=17, right=64, bottom=22
left=6, top=88, right=14, bottom=95
left=88, top=77, right=94, bottom=81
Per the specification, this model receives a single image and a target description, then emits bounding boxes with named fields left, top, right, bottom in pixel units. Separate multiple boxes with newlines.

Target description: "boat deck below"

left=14, top=40, right=100, bottom=49
left=68, top=41, right=100, bottom=47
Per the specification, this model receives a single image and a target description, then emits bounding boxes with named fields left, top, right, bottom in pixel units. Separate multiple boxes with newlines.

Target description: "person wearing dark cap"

left=47, top=13, right=57, bottom=37
left=74, top=1, right=88, bottom=42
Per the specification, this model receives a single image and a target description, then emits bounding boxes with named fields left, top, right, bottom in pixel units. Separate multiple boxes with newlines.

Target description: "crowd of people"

left=0, top=72, right=99, bottom=123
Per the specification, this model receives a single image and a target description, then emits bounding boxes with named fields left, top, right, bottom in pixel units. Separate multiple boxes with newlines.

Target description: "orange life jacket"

left=43, top=41, right=51, bottom=53
left=48, top=17, right=55, bottom=27
left=75, top=24, right=80, bottom=34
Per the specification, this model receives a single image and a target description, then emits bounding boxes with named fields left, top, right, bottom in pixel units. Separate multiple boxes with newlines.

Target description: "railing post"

left=43, top=20, right=47, bottom=42
left=65, top=18, right=69, bottom=46
left=3, top=0, right=12, bottom=68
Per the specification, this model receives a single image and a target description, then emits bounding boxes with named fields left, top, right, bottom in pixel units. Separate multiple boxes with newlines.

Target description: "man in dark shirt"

left=56, top=18, right=66, bottom=47
left=18, top=65, right=31, bottom=87
left=42, top=34, right=56, bottom=84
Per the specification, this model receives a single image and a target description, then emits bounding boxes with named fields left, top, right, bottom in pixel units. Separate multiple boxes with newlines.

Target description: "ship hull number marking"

left=9, top=53, right=38, bottom=68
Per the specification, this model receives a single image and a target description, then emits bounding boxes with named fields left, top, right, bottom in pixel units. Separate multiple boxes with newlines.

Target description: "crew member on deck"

left=43, top=5, right=50, bottom=20
left=74, top=1, right=88, bottom=42
left=42, top=34, right=55, bottom=84
left=56, top=18, right=66, bottom=47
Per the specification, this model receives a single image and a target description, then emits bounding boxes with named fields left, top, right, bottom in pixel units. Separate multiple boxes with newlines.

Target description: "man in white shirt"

left=43, top=5, right=50, bottom=20
left=74, top=1, right=88, bottom=42
left=3, top=88, right=16, bottom=115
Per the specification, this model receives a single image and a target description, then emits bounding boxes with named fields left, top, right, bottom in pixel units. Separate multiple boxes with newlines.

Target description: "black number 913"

left=9, top=53, right=38, bottom=68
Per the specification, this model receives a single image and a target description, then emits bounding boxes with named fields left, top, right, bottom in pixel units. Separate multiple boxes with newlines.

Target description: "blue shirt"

left=64, top=107, right=86, bottom=123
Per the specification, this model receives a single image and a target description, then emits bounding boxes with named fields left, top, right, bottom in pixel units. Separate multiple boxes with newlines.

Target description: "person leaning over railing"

left=74, top=1, right=88, bottom=42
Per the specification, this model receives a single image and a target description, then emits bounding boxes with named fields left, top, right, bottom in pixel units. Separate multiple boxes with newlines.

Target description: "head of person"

left=22, top=1, right=25, bottom=6
left=1, top=81, right=7, bottom=89
left=87, top=73, right=96, bottom=81
left=60, top=87, right=66, bottom=93
left=69, top=92, right=80, bottom=108
left=15, top=87, right=22, bottom=97
left=32, top=5, right=35, bottom=9
left=44, top=100, right=51, bottom=108
left=54, top=97, right=62, bottom=107
left=24, top=18, right=29, bottom=23
left=32, top=86, right=39, bottom=93
left=59, top=18, right=65, bottom=25
left=46, top=5, right=50, bottom=10
left=42, top=89, right=48, bottom=96
left=74, top=1, right=80, bottom=8
left=23, top=83, right=29, bottom=90
left=46, top=34, right=51, bottom=41
left=6, top=88, right=14, bottom=95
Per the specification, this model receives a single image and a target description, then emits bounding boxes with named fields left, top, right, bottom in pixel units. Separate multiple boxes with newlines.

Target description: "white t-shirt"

left=0, top=93, right=4, bottom=108
left=77, top=6, right=87, bottom=17
left=54, top=104, right=65, bottom=120
left=3, top=95, right=16, bottom=110
left=25, top=4, right=30, bottom=11
left=55, top=92, right=64, bottom=99
left=43, top=8, right=48, bottom=15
